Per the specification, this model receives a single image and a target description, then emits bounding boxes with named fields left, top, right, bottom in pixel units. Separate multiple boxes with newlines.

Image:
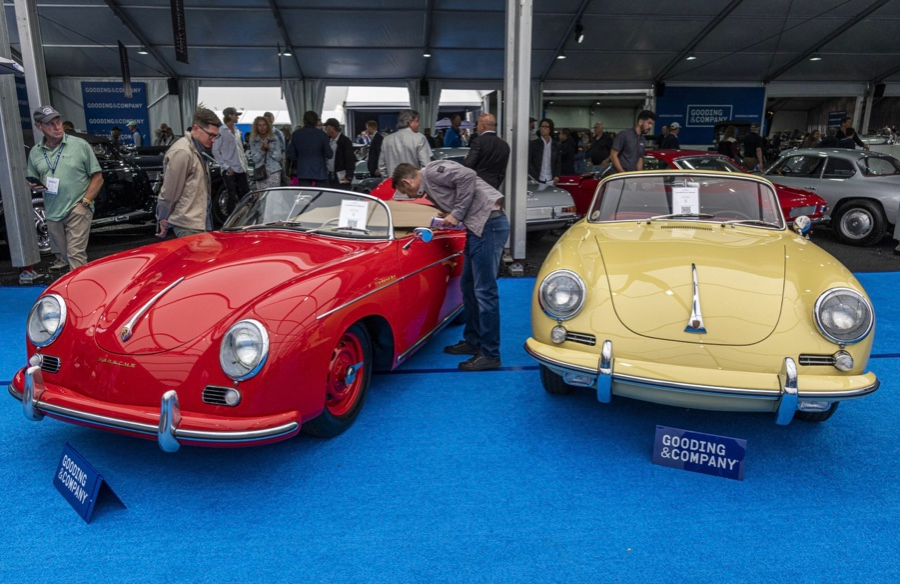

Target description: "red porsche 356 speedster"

left=9, top=188, right=465, bottom=451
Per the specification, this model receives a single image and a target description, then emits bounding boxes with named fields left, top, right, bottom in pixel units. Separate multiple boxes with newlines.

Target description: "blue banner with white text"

left=656, top=86, right=766, bottom=148
left=81, top=81, right=148, bottom=145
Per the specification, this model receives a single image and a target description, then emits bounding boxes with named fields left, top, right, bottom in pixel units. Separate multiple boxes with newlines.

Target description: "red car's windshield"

left=674, top=156, right=744, bottom=173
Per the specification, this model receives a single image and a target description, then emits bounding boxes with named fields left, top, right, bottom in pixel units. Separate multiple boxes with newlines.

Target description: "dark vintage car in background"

left=127, top=144, right=229, bottom=227
left=557, top=149, right=829, bottom=228
left=1, top=134, right=157, bottom=256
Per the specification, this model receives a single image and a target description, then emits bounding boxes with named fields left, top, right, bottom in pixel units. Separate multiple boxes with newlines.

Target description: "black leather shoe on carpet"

left=444, top=340, right=479, bottom=355
left=458, top=355, right=501, bottom=371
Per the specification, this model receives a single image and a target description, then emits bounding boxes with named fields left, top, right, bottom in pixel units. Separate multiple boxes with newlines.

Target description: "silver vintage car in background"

left=763, top=148, right=900, bottom=246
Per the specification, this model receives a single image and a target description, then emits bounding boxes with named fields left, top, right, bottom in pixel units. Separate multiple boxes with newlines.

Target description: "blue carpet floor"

left=1, top=277, right=898, bottom=583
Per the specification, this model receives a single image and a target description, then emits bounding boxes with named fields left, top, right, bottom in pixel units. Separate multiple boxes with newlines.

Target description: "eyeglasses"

left=196, top=125, right=220, bottom=140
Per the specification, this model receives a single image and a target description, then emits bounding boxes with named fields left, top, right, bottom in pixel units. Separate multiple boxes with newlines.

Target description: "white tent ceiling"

left=4, top=0, right=900, bottom=87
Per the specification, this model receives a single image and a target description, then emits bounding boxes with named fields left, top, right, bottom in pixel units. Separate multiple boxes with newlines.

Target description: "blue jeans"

left=461, top=213, right=510, bottom=361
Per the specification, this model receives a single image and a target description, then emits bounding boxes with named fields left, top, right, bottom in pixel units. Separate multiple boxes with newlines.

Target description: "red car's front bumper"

left=8, top=361, right=301, bottom=452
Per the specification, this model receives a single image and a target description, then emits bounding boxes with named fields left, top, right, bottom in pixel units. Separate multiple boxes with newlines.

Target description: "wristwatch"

left=80, top=198, right=92, bottom=207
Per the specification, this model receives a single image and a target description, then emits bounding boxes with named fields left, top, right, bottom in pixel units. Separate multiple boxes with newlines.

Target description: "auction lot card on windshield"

left=339, top=200, right=368, bottom=230
left=671, top=186, right=699, bottom=215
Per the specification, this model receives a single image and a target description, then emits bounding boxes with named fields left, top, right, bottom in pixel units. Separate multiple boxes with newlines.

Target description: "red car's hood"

left=76, top=232, right=361, bottom=355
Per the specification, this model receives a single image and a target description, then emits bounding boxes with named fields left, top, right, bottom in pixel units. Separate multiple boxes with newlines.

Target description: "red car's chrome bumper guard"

left=10, top=360, right=299, bottom=452
left=525, top=340, right=879, bottom=426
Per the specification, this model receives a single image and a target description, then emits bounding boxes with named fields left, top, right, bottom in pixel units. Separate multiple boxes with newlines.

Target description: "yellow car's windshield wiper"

left=647, top=213, right=715, bottom=221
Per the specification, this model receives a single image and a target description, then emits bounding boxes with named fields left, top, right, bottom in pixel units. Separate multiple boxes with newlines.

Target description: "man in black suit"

left=528, top=118, right=560, bottom=184
left=364, top=120, right=384, bottom=177
left=324, top=118, right=356, bottom=190
left=462, top=113, right=510, bottom=190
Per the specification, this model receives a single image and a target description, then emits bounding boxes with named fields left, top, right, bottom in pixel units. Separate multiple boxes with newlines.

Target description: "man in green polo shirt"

left=27, top=105, right=103, bottom=271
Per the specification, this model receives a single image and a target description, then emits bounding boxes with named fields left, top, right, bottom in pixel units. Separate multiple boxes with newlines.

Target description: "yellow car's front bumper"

left=524, top=337, right=879, bottom=425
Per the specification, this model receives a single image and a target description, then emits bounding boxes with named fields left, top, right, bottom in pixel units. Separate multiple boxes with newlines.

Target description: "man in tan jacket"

left=157, top=108, right=222, bottom=237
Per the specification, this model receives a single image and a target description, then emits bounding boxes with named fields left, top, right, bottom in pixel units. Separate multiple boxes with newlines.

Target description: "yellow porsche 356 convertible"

left=525, top=171, right=878, bottom=425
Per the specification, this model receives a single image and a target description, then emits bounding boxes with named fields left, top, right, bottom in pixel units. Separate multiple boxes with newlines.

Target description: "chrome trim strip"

left=33, top=402, right=159, bottom=434
left=684, top=263, right=707, bottom=334
left=613, top=373, right=781, bottom=398
left=9, top=383, right=23, bottom=401
left=397, top=305, right=464, bottom=364
left=776, top=358, right=798, bottom=425
left=794, top=381, right=880, bottom=400
left=121, top=277, right=185, bottom=341
left=11, top=379, right=301, bottom=447
left=525, top=346, right=879, bottom=401
left=524, top=343, right=598, bottom=376
left=317, top=251, right=463, bottom=320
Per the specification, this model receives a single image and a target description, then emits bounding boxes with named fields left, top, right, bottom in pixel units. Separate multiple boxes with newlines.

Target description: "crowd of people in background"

left=19, top=102, right=898, bottom=284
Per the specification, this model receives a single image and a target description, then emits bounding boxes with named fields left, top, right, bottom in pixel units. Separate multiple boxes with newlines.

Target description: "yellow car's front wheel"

left=794, top=402, right=839, bottom=423
left=540, top=365, right=577, bottom=395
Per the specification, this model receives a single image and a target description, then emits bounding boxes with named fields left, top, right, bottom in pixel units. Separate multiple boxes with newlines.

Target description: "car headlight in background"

left=814, top=288, right=874, bottom=344
left=219, top=319, right=270, bottom=380
left=27, top=294, right=67, bottom=347
left=539, top=270, right=586, bottom=320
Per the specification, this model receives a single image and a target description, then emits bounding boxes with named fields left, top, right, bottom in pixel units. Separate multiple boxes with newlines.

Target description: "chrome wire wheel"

left=33, top=200, right=52, bottom=255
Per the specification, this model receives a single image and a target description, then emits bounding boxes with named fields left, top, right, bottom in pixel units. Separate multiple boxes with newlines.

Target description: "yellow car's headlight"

left=539, top=270, right=586, bottom=320
left=27, top=294, right=66, bottom=347
left=219, top=319, right=269, bottom=380
left=814, top=288, right=873, bottom=344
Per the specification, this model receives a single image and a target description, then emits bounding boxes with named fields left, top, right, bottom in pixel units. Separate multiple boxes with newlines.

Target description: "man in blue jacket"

left=287, top=111, right=333, bottom=186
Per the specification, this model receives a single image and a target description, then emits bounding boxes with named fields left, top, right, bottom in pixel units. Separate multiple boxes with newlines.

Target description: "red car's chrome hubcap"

left=326, top=333, right=364, bottom=417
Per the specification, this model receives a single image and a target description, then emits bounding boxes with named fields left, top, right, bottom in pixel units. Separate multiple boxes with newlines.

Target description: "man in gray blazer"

left=378, top=109, right=431, bottom=178
left=392, top=160, right=509, bottom=371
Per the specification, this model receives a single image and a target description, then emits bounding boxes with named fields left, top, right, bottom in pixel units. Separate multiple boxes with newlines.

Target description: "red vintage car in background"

left=9, top=188, right=465, bottom=451
left=557, top=150, right=829, bottom=226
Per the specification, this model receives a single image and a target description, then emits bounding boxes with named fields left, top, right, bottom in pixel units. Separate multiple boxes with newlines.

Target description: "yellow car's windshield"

left=589, top=173, right=784, bottom=229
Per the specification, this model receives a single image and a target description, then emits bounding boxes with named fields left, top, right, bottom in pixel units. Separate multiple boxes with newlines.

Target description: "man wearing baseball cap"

left=661, top=122, right=681, bottom=149
left=27, top=104, right=103, bottom=272
left=127, top=120, right=143, bottom=147
left=212, top=106, right=250, bottom=211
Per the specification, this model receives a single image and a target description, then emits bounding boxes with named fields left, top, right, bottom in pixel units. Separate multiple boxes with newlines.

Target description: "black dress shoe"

left=458, top=355, right=501, bottom=371
left=444, top=340, right=479, bottom=355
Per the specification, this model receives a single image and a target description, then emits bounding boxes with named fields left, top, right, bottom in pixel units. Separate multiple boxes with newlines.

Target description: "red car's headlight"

left=219, top=319, right=270, bottom=381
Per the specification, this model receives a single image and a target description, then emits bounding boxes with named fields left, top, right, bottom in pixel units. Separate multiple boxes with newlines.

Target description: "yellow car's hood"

left=598, top=230, right=785, bottom=345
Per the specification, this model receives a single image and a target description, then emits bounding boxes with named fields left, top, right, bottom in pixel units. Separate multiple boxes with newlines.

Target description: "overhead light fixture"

left=557, top=52, right=567, bottom=60
left=137, top=46, right=149, bottom=55
left=809, top=53, right=822, bottom=61
left=281, top=49, right=292, bottom=57
left=423, top=50, right=432, bottom=58
left=574, top=22, right=585, bottom=44
left=686, top=52, right=697, bottom=61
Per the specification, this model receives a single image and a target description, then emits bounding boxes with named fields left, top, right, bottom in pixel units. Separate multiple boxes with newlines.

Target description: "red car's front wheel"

left=303, top=323, right=372, bottom=438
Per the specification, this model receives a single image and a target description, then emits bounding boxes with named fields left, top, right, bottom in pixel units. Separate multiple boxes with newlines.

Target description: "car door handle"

left=804, top=186, right=817, bottom=190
